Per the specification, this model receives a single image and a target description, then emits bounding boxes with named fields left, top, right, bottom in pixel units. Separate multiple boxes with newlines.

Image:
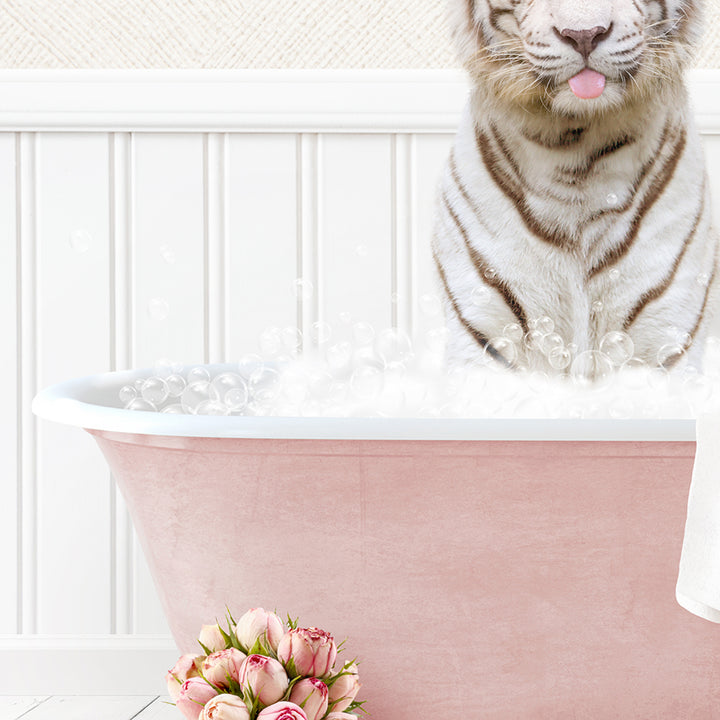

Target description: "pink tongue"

left=568, top=68, right=606, bottom=99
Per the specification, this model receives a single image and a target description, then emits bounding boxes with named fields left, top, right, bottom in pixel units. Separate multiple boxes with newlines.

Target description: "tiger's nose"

left=555, top=24, right=613, bottom=60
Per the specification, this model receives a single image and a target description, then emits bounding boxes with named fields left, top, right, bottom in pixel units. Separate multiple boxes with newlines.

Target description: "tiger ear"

left=446, top=0, right=486, bottom=66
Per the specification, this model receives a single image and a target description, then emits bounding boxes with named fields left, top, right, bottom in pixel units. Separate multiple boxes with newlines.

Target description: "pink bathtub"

left=33, top=365, right=720, bottom=718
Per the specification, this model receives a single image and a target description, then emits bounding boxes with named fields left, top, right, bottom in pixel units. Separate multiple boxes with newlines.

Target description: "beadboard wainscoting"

left=1, top=70, right=720, bottom=693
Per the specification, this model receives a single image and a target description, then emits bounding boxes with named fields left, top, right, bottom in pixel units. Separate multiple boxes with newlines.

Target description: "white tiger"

left=435, top=0, right=720, bottom=374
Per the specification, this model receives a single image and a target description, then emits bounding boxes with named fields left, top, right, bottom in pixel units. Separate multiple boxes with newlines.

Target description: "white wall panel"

left=319, top=134, right=393, bottom=334
left=411, top=134, right=454, bottom=350
left=225, top=134, right=299, bottom=358
left=0, top=133, right=18, bottom=633
left=131, top=133, right=206, bottom=368
left=35, top=133, right=112, bottom=633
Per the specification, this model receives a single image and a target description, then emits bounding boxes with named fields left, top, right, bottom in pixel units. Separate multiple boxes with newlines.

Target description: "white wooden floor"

left=0, top=697, right=176, bottom=719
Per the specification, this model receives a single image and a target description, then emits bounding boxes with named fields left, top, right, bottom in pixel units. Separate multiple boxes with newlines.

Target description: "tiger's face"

left=448, top=0, right=702, bottom=115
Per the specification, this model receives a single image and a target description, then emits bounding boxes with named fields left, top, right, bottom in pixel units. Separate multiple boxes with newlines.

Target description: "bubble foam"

left=119, top=321, right=720, bottom=420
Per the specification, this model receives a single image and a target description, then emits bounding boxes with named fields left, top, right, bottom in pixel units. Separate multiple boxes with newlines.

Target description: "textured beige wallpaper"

left=0, top=0, right=718, bottom=69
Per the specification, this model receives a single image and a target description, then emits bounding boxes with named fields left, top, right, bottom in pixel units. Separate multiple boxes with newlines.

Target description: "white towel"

left=676, top=416, right=720, bottom=622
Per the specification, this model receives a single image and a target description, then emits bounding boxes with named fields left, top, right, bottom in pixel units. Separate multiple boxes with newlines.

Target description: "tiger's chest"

left=435, top=101, right=714, bottom=371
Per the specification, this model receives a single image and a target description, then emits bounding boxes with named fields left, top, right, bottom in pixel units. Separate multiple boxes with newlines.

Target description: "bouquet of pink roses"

left=166, top=608, right=363, bottom=720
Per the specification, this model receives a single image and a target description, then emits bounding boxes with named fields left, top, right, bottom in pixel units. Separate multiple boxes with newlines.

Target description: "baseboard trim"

left=0, top=635, right=178, bottom=695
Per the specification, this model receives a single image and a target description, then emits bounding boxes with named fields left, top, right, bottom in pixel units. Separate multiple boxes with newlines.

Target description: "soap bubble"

left=425, top=326, right=448, bottom=353
left=195, top=400, right=229, bottom=415
left=293, top=278, right=314, bottom=301
left=281, top=326, right=303, bottom=354
left=657, top=343, right=686, bottom=369
left=697, top=273, right=710, bottom=287
left=571, top=351, right=614, bottom=388
left=591, top=300, right=604, bottom=314
left=535, top=316, right=555, bottom=335
left=187, top=366, right=211, bottom=384
left=69, top=229, right=91, bottom=253
left=523, top=329, right=544, bottom=350
left=619, top=357, right=649, bottom=389
left=606, top=192, right=619, bottom=207
left=159, top=244, right=176, bottom=264
left=166, top=374, right=187, bottom=397
left=326, top=341, right=353, bottom=371
left=259, top=326, right=284, bottom=358
left=181, top=381, right=212, bottom=413
left=609, top=268, right=621, bottom=281
left=471, top=286, right=491, bottom=306
left=125, top=398, right=156, bottom=412
left=599, top=331, right=634, bottom=366
left=210, top=372, right=248, bottom=410
left=352, top=321, right=375, bottom=346
left=376, top=328, right=413, bottom=365
left=119, top=385, right=137, bottom=404
left=487, top=337, right=518, bottom=365
left=483, top=267, right=498, bottom=281
left=419, top=293, right=442, bottom=318
left=153, top=358, right=177, bottom=379
left=141, top=377, right=169, bottom=405
left=248, top=366, right=280, bottom=402
left=160, top=403, right=185, bottom=414
left=548, top=346, right=572, bottom=370
left=147, top=297, right=170, bottom=320
left=503, top=323, right=524, bottom=344
left=307, top=369, right=333, bottom=400
left=310, top=321, right=332, bottom=345
left=238, top=353, right=263, bottom=377
left=539, top=332, right=564, bottom=356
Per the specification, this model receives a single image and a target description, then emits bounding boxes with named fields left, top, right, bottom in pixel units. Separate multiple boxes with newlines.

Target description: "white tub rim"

left=31, top=364, right=697, bottom=442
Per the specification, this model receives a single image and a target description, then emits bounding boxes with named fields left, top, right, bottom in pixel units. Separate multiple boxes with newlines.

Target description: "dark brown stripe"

left=522, top=126, right=586, bottom=149
left=475, top=124, right=570, bottom=249
left=623, top=189, right=706, bottom=329
left=661, top=258, right=716, bottom=370
left=556, top=134, right=635, bottom=184
left=433, top=250, right=513, bottom=369
left=442, top=189, right=530, bottom=334
left=489, top=7, right=514, bottom=34
left=588, top=128, right=686, bottom=279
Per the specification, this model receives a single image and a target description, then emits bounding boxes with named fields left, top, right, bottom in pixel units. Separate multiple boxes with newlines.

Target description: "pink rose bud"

left=234, top=608, right=285, bottom=652
left=176, top=676, right=219, bottom=720
left=256, top=702, right=308, bottom=720
left=199, top=694, right=251, bottom=720
left=239, top=654, right=289, bottom=707
left=166, top=654, right=204, bottom=701
left=325, top=714, right=358, bottom=720
left=199, top=623, right=227, bottom=653
left=277, top=627, right=337, bottom=678
left=327, top=663, right=360, bottom=712
left=202, top=648, right=247, bottom=688
left=289, top=678, right=328, bottom=720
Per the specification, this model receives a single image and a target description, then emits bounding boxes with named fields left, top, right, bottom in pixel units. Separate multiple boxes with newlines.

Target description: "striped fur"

left=436, top=0, right=720, bottom=373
